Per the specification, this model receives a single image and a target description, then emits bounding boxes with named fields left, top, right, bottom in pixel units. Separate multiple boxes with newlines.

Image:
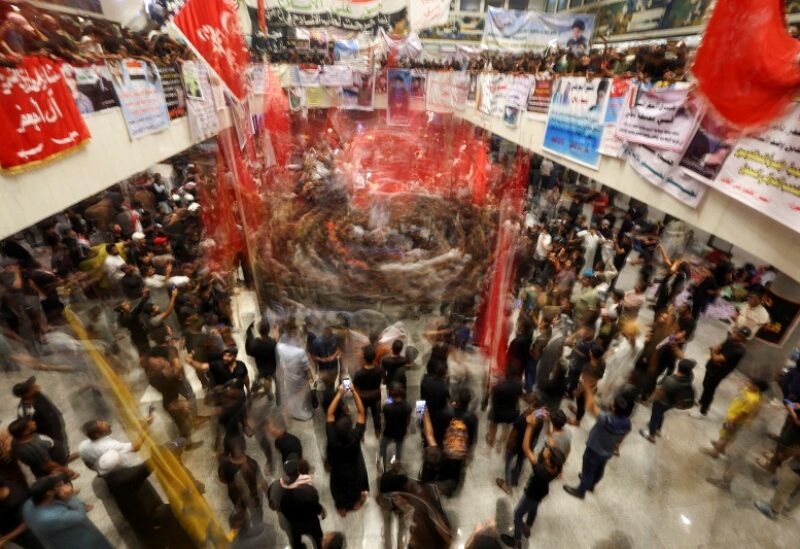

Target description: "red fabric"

left=693, top=0, right=800, bottom=129
left=257, top=0, right=266, bottom=33
left=0, top=56, right=90, bottom=173
left=173, top=0, right=249, bottom=101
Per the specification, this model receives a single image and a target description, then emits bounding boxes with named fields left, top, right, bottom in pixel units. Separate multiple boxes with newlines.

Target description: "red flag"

left=257, top=0, right=267, bottom=34
left=0, top=56, right=91, bottom=174
left=693, top=0, right=800, bottom=129
left=173, top=0, right=249, bottom=101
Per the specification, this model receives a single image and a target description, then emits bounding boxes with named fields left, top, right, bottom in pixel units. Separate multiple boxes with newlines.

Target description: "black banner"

left=157, top=63, right=187, bottom=120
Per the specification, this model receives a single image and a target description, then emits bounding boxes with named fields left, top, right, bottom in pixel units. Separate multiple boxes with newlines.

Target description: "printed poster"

left=182, top=61, right=218, bottom=143
left=679, top=113, right=736, bottom=184
left=467, top=73, right=478, bottom=103
left=408, top=0, right=450, bottom=31
left=156, top=63, right=186, bottom=119
left=624, top=143, right=707, bottom=209
left=304, top=86, right=326, bottom=108
left=614, top=84, right=701, bottom=152
left=341, top=69, right=375, bottom=110
left=410, top=69, right=426, bottom=99
left=387, top=68, right=412, bottom=126
left=526, top=77, right=552, bottom=116
left=452, top=72, right=469, bottom=111
left=0, top=56, right=91, bottom=174
left=248, top=64, right=268, bottom=95
left=61, top=63, right=119, bottom=114
left=599, top=78, right=632, bottom=158
left=426, top=71, right=454, bottom=113
left=108, top=59, right=170, bottom=140
left=713, top=103, right=800, bottom=233
left=503, top=75, right=533, bottom=128
left=319, top=65, right=353, bottom=87
left=483, top=8, right=594, bottom=53
left=542, top=77, right=610, bottom=169
left=478, top=73, right=500, bottom=115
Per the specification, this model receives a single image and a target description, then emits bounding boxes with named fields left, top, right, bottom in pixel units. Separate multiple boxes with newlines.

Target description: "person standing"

left=754, top=448, right=800, bottom=520
left=0, top=478, right=42, bottom=549
left=701, top=377, right=767, bottom=458
left=692, top=327, right=750, bottom=419
left=353, top=346, right=386, bottom=438
left=380, top=383, right=412, bottom=468
left=311, top=327, right=342, bottom=397
left=639, top=359, right=696, bottom=443
left=381, top=340, right=409, bottom=389
left=563, top=386, right=632, bottom=499
left=13, top=378, right=71, bottom=465
left=22, top=474, right=113, bottom=549
left=499, top=414, right=566, bottom=548
left=8, top=418, right=78, bottom=480
left=423, top=388, right=478, bottom=493
left=731, top=289, right=770, bottom=337
left=326, top=384, right=369, bottom=516
left=486, top=372, right=523, bottom=450
left=277, top=459, right=325, bottom=549
left=245, top=320, right=278, bottom=402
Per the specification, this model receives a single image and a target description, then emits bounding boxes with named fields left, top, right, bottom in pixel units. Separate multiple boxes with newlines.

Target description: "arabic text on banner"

left=183, top=61, right=219, bottom=143
left=408, top=0, right=450, bottom=31
left=266, top=0, right=407, bottom=32
left=156, top=63, right=186, bottom=119
left=452, top=72, right=469, bottom=111
left=482, top=8, right=594, bottom=53
left=61, top=63, right=119, bottom=115
left=109, top=59, right=171, bottom=140
left=426, top=71, right=454, bottom=113
left=614, top=84, right=700, bottom=152
left=713, top=103, right=800, bottom=233
left=0, top=55, right=91, bottom=174
left=599, top=78, right=632, bottom=158
left=319, top=65, right=354, bottom=87
left=624, top=143, right=707, bottom=209
left=526, top=77, right=552, bottom=115
left=542, top=77, right=609, bottom=169
left=503, top=74, right=533, bottom=128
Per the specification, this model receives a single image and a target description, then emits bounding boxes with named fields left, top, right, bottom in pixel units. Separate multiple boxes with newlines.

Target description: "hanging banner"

left=173, top=0, right=249, bottom=101
left=341, top=68, right=375, bottom=110
left=526, top=77, right=552, bottom=116
left=599, top=77, right=632, bottom=157
left=503, top=74, right=533, bottom=128
left=0, top=56, right=91, bottom=174
left=624, top=143, right=707, bottom=209
left=156, top=63, right=186, bottom=119
left=542, top=77, right=610, bottom=169
left=61, top=64, right=119, bottom=114
left=614, top=84, right=700, bottom=152
left=378, top=0, right=408, bottom=33
left=108, top=59, right=170, bottom=140
left=248, top=64, right=268, bottom=95
left=410, top=69, right=426, bottom=99
left=408, top=0, right=450, bottom=32
left=319, top=65, right=353, bottom=87
left=295, top=66, right=321, bottom=87
left=478, top=73, right=500, bottom=115
left=387, top=68, right=412, bottom=126
left=714, top=103, right=800, bottom=233
left=679, top=113, right=736, bottom=184
left=467, top=73, right=478, bottom=103
left=267, top=0, right=383, bottom=31
left=482, top=8, right=594, bottom=53
left=756, top=289, right=800, bottom=347
left=452, top=71, right=469, bottom=111
left=426, top=71, right=454, bottom=113
left=183, top=61, right=219, bottom=143
left=304, top=86, right=327, bottom=107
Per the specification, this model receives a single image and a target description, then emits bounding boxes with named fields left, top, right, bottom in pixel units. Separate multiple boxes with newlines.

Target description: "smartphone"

left=534, top=408, right=547, bottom=419
left=342, top=378, right=352, bottom=392
left=386, top=396, right=394, bottom=405
left=415, top=400, right=426, bottom=416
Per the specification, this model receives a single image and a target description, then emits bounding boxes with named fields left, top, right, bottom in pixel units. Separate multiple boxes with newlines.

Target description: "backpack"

left=672, top=381, right=695, bottom=410
left=442, top=417, right=469, bottom=459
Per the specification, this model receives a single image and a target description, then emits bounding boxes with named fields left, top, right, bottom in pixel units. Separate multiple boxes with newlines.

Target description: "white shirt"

left=78, top=436, right=139, bottom=474
left=735, top=303, right=770, bottom=337
left=577, top=230, right=603, bottom=270
left=534, top=233, right=552, bottom=261
left=103, top=254, right=126, bottom=282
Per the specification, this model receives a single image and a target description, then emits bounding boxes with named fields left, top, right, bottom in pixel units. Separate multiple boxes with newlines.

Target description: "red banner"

left=0, top=56, right=91, bottom=174
left=173, top=0, right=249, bottom=102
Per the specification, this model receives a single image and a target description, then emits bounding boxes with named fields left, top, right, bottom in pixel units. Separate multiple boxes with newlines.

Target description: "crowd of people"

left=0, top=145, right=797, bottom=549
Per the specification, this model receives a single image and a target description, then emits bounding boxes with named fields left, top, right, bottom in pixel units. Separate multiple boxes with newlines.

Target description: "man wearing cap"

left=14, top=378, right=71, bottom=465
left=640, top=359, right=696, bottom=443
left=22, top=474, right=112, bottom=549
left=692, top=327, right=750, bottom=419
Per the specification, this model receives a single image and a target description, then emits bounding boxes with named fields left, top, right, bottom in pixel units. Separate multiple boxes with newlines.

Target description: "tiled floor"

left=2, top=260, right=799, bottom=549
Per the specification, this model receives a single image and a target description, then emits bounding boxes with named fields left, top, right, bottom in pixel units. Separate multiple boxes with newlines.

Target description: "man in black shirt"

left=420, top=362, right=450, bottom=442
left=487, top=373, right=523, bottom=449
left=13, top=378, right=71, bottom=465
left=188, top=346, right=250, bottom=394
left=8, top=417, right=77, bottom=480
left=381, top=340, right=409, bottom=388
left=262, top=416, right=302, bottom=475
left=120, top=264, right=144, bottom=300
left=246, top=321, right=278, bottom=402
left=353, top=346, right=385, bottom=438
left=424, top=388, right=478, bottom=493
left=500, top=414, right=565, bottom=548
left=380, top=383, right=412, bottom=467
left=0, top=478, right=41, bottom=549
left=694, top=327, right=749, bottom=417
left=116, top=288, right=152, bottom=355
left=277, top=459, right=324, bottom=549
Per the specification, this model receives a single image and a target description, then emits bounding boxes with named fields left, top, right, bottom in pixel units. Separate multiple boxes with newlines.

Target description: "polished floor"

left=2, top=259, right=798, bottom=549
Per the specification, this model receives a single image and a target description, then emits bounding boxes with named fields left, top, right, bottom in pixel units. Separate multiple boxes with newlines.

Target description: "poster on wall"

left=408, top=0, right=451, bottom=31
left=61, top=64, right=119, bottom=114
left=108, top=59, right=170, bottom=140
left=679, top=113, right=736, bottom=184
left=452, top=72, right=469, bottom=110
left=624, top=143, right=707, bottom=209
left=341, top=69, right=375, bottom=110
left=386, top=68, right=412, bottom=126
left=542, top=77, right=610, bottom=169
left=526, top=78, right=552, bottom=117
left=614, top=84, right=701, bottom=152
left=0, top=56, right=91, bottom=174
left=756, top=289, right=800, bottom=346
left=503, top=75, right=533, bottom=128
left=410, top=69, right=427, bottom=99
left=182, top=62, right=218, bottom=143
left=319, top=65, right=353, bottom=87
left=267, top=0, right=402, bottom=31
left=713, top=103, right=800, bottom=233
left=156, top=63, right=186, bottom=119
left=478, top=73, right=499, bottom=115
left=467, top=73, right=478, bottom=103
left=426, top=71, right=454, bottom=113
left=248, top=64, right=268, bottom=95
left=599, top=78, right=632, bottom=158
left=482, top=8, right=595, bottom=53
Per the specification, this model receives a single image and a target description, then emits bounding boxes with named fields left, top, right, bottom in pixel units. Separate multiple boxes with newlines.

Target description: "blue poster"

left=542, top=77, right=610, bottom=170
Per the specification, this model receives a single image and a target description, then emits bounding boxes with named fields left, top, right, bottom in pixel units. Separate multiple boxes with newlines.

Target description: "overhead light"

left=680, top=514, right=691, bottom=526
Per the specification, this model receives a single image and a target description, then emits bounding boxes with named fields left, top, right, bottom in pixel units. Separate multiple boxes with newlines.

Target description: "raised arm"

left=522, top=415, right=539, bottom=465
left=422, top=409, right=437, bottom=447
left=351, top=386, right=366, bottom=425
left=156, top=288, right=178, bottom=322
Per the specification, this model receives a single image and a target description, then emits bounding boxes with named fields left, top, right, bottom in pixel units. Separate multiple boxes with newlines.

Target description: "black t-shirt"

left=12, top=436, right=53, bottom=477
left=491, top=379, right=523, bottom=423
left=678, top=316, right=697, bottom=341
left=209, top=360, right=249, bottom=388
left=379, top=469, right=408, bottom=494
left=26, top=393, right=65, bottom=441
left=613, top=239, right=633, bottom=269
left=280, top=484, right=322, bottom=523
left=381, top=355, right=408, bottom=386
left=0, top=480, right=27, bottom=535
left=120, top=272, right=144, bottom=299
left=275, top=433, right=303, bottom=463
left=382, top=400, right=412, bottom=440
left=524, top=456, right=556, bottom=500
left=353, top=366, right=385, bottom=401
left=657, top=344, right=678, bottom=374
left=420, top=376, right=450, bottom=417
left=246, top=328, right=277, bottom=377
left=716, top=339, right=746, bottom=374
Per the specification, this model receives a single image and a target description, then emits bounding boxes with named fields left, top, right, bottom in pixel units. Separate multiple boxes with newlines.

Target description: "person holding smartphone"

left=326, top=383, right=369, bottom=516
